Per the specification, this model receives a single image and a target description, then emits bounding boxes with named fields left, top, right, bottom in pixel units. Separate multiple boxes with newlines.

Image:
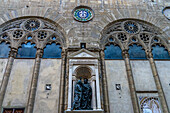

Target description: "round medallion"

left=73, top=6, right=94, bottom=22
left=25, top=19, right=40, bottom=31
left=123, top=21, right=139, bottom=34
left=163, top=7, right=170, bottom=20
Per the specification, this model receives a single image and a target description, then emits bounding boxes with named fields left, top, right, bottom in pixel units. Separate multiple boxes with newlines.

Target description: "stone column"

left=92, top=80, right=96, bottom=110
left=146, top=50, right=169, bottom=113
left=100, top=50, right=110, bottom=113
left=58, top=50, right=67, bottom=113
left=72, top=80, right=76, bottom=103
left=67, top=64, right=73, bottom=110
left=0, top=48, right=17, bottom=112
left=122, top=49, right=139, bottom=113
left=64, top=58, right=69, bottom=110
left=26, top=48, right=43, bottom=113
left=95, top=65, right=102, bottom=110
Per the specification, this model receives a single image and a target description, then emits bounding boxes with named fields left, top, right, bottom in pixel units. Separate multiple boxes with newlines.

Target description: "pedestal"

left=65, top=110, right=104, bottom=113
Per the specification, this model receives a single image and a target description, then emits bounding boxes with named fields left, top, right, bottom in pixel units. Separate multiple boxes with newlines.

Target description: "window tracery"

left=101, top=19, right=170, bottom=59
left=24, top=19, right=40, bottom=31
left=123, top=21, right=139, bottom=34
left=0, top=17, right=66, bottom=58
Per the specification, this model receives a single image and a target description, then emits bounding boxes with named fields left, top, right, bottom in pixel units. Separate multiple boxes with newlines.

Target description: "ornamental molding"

left=68, top=49, right=99, bottom=59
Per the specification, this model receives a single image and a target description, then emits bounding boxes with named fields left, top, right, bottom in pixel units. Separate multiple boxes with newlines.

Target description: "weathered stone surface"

left=2, top=59, right=34, bottom=107
left=33, top=59, right=61, bottom=113
left=105, top=60, right=134, bottom=113
left=0, top=59, right=8, bottom=87
left=155, top=61, right=170, bottom=110
left=131, top=60, right=157, bottom=91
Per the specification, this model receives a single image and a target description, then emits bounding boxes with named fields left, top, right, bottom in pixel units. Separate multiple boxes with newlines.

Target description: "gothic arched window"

left=129, top=44, right=146, bottom=59
left=17, top=42, right=36, bottom=58
left=104, top=44, right=123, bottom=59
left=0, top=42, right=10, bottom=58
left=152, top=45, right=170, bottom=59
left=43, top=43, right=62, bottom=58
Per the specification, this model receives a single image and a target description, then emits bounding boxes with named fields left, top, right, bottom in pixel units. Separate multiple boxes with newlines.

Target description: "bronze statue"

left=71, top=78, right=83, bottom=110
left=72, top=78, right=92, bottom=110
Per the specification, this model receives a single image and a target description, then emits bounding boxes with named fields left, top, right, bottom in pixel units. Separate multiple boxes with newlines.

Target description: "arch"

left=17, top=42, right=36, bottom=58
left=152, top=45, right=170, bottom=59
left=150, top=35, right=170, bottom=52
left=74, top=66, right=92, bottom=79
left=104, top=44, right=123, bottom=59
left=0, top=16, right=67, bottom=50
left=128, top=44, right=147, bottom=59
left=100, top=19, right=169, bottom=54
left=43, top=42, right=62, bottom=58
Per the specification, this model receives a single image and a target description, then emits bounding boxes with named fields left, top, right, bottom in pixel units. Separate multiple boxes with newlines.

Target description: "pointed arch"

left=100, top=19, right=169, bottom=60
left=0, top=16, right=67, bottom=50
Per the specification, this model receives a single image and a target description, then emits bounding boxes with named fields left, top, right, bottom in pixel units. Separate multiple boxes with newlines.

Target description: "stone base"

left=65, top=110, right=104, bottom=113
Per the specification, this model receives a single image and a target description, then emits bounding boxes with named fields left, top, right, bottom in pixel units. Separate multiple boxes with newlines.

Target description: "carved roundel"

left=117, top=33, right=127, bottom=42
left=123, top=21, right=139, bottom=34
left=163, top=7, right=170, bottom=20
left=38, top=31, right=47, bottom=39
left=72, top=6, right=94, bottom=22
left=24, top=19, right=40, bottom=31
left=13, top=30, right=23, bottom=39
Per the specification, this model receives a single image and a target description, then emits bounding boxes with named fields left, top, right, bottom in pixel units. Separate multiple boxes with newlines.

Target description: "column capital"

left=9, top=48, right=18, bottom=58
left=145, top=49, right=153, bottom=59
left=61, top=50, right=67, bottom=58
left=36, top=48, right=43, bottom=58
left=100, top=49, right=105, bottom=56
left=122, top=49, right=129, bottom=58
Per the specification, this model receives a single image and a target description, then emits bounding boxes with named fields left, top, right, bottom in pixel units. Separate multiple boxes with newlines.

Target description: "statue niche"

left=72, top=78, right=92, bottom=110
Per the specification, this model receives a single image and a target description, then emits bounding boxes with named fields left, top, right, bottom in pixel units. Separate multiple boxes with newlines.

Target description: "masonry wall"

left=2, top=59, right=34, bottom=107
left=105, top=59, right=170, bottom=112
left=0, top=59, right=8, bottom=87
left=156, top=61, right=170, bottom=110
left=33, top=59, right=62, bottom=113
left=105, top=60, right=134, bottom=113
left=130, top=60, right=157, bottom=91
left=0, top=0, right=169, bottom=47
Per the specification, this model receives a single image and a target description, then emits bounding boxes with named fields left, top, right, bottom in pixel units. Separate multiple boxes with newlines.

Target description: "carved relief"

left=139, top=97, right=162, bottom=113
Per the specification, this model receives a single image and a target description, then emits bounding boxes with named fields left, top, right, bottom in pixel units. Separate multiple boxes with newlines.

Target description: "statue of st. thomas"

left=71, top=78, right=92, bottom=110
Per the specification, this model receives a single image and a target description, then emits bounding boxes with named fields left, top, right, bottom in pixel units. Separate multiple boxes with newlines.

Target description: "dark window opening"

left=0, top=42, right=10, bottom=58
left=104, top=44, right=123, bottom=59
left=17, top=42, right=36, bottom=58
left=3, top=108, right=24, bottom=113
left=152, top=45, right=170, bottom=59
left=43, top=43, right=62, bottom=58
left=81, top=43, right=86, bottom=49
left=129, top=44, right=146, bottom=59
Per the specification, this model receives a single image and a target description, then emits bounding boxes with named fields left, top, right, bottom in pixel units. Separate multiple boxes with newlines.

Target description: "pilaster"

left=0, top=48, right=17, bottom=113
left=122, top=49, right=139, bottom=113
left=59, top=50, right=67, bottom=113
left=146, top=50, right=169, bottom=113
left=26, top=48, right=43, bottom=113
left=99, top=50, right=110, bottom=113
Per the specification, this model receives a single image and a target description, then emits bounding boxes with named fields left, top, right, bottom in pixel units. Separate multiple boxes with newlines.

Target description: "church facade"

left=0, top=0, right=169, bottom=113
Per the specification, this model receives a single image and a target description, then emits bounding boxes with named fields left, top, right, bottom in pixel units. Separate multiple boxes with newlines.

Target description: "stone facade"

left=0, top=0, right=169, bottom=113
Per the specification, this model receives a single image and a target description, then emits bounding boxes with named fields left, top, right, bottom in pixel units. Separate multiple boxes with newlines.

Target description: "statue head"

left=77, top=77, right=83, bottom=85
left=84, top=78, right=88, bottom=84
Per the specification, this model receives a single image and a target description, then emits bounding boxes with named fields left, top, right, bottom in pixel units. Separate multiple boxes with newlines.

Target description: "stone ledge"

left=65, top=110, right=104, bottom=113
